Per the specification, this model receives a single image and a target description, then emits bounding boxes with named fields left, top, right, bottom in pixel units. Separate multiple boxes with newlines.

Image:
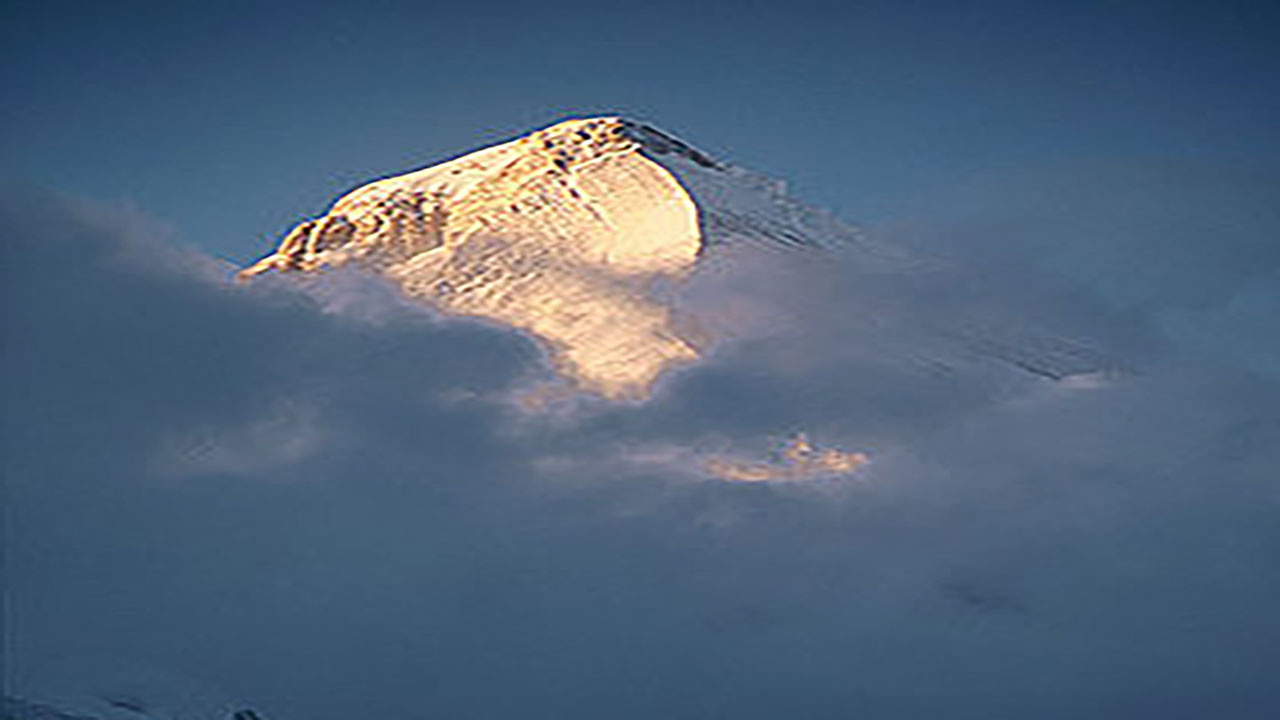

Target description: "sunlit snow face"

left=234, top=116, right=1105, bottom=425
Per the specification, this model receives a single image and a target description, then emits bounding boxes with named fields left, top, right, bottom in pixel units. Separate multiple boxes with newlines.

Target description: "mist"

left=4, top=175, right=1279, bottom=719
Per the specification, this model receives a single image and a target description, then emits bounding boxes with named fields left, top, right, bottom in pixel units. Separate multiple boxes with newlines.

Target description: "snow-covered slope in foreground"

left=241, top=116, right=906, bottom=399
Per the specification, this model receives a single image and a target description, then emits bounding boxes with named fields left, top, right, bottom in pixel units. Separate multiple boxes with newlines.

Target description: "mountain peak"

left=240, top=117, right=871, bottom=398
left=501, top=116, right=723, bottom=171
left=587, top=116, right=722, bottom=169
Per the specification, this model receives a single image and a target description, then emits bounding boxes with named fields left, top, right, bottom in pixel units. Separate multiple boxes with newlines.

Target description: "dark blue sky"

left=4, top=0, right=1276, bottom=263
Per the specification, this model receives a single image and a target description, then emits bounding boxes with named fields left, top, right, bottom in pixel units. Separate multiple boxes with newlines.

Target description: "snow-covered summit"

left=241, top=116, right=865, bottom=276
left=240, top=116, right=1101, bottom=399
left=241, top=116, right=892, bottom=398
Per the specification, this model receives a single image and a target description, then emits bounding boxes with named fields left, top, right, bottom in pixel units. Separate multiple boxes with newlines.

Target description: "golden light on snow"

left=238, top=116, right=880, bottom=401
left=703, top=434, right=870, bottom=483
left=240, top=118, right=712, bottom=400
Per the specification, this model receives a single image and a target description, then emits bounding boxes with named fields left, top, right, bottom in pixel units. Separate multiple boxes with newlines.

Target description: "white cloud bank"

left=3, top=176, right=1279, bottom=719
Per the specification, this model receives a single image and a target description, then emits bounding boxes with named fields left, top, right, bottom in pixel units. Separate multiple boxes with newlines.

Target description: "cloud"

left=4, top=182, right=1279, bottom=720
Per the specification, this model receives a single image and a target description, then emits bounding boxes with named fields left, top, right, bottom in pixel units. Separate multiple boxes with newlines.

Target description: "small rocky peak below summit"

left=512, top=116, right=722, bottom=174
left=614, top=117, right=722, bottom=169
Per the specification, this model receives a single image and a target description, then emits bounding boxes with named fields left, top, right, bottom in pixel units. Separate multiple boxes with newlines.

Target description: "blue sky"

left=5, top=0, right=1276, bottom=262
left=4, top=2, right=1279, bottom=719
